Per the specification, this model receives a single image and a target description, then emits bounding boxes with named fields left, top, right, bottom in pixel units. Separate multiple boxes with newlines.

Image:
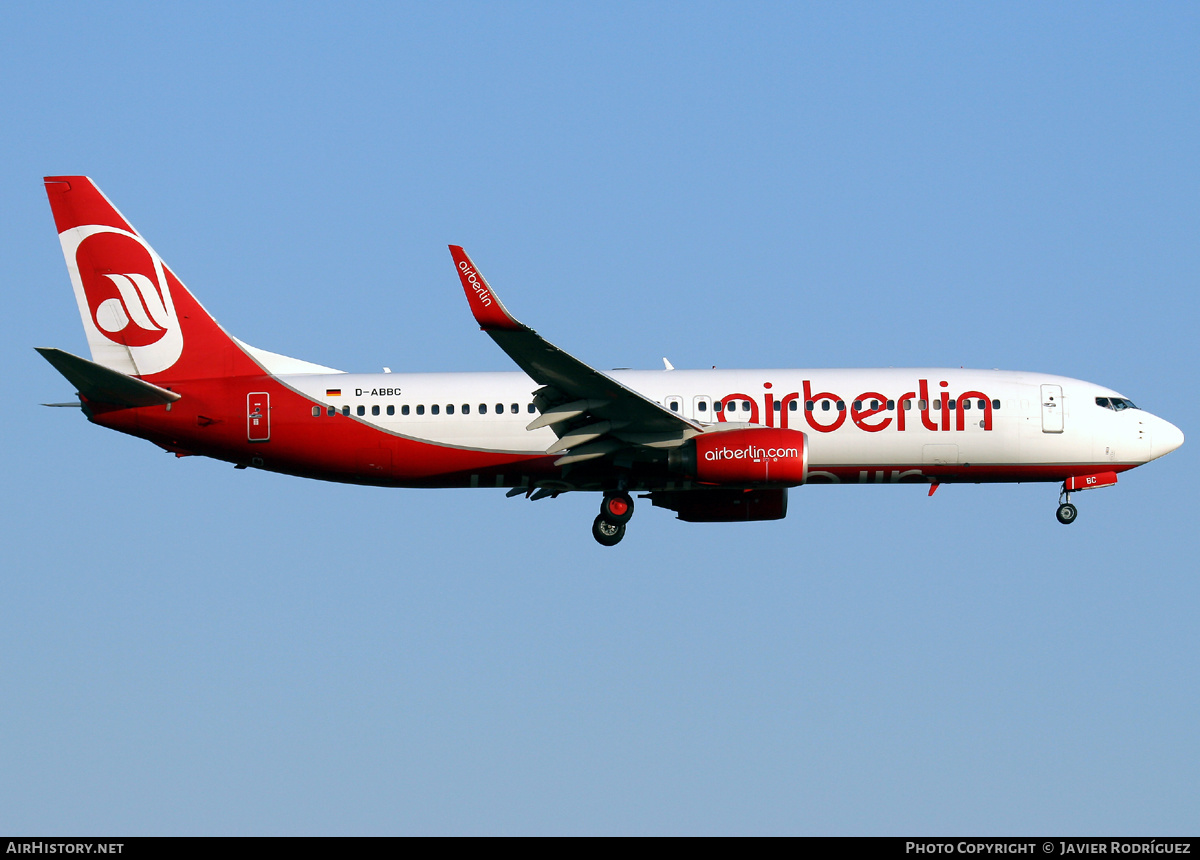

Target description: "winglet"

left=448, top=246, right=524, bottom=332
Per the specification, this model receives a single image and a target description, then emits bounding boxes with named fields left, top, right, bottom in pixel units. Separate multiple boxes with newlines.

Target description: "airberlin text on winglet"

left=450, top=246, right=523, bottom=332
left=458, top=260, right=493, bottom=307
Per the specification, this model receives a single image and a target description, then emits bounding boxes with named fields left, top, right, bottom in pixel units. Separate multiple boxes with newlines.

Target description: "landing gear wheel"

left=1056, top=503, right=1078, bottom=525
left=592, top=514, right=626, bottom=546
left=600, top=492, right=634, bottom=525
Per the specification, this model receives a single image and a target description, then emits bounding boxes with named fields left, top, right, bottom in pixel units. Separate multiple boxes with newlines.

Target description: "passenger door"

left=1041, top=384, right=1063, bottom=433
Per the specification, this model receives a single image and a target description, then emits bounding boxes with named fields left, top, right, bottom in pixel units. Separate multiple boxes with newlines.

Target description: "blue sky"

left=2, top=2, right=1197, bottom=835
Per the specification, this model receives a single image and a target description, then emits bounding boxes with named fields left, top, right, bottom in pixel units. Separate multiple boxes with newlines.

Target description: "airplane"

left=38, top=176, right=1184, bottom=546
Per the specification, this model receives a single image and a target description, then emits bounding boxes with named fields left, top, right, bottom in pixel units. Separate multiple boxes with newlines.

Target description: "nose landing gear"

left=1056, top=486, right=1078, bottom=525
left=593, top=491, right=634, bottom=546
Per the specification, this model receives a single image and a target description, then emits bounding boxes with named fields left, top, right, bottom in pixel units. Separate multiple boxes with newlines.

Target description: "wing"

left=449, top=246, right=701, bottom=466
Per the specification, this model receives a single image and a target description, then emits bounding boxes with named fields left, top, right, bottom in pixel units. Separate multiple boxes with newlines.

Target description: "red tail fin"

left=45, top=176, right=259, bottom=382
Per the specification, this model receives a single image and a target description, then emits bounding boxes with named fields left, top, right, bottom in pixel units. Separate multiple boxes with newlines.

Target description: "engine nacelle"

left=648, top=488, right=789, bottom=522
left=669, top=427, right=809, bottom=486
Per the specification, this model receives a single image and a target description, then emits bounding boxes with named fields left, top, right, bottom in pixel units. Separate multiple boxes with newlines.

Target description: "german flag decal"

left=326, top=389, right=342, bottom=397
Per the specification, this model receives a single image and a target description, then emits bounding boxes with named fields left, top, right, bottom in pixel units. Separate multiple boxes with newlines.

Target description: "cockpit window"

left=1096, top=396, right=1139, bottom=411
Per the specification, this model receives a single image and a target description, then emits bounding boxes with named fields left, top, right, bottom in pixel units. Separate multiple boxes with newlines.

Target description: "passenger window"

left=528, top=404, right=536, bottom=413
left=992, top=400, right=1000, bottom=410
left=871, top=400, right=880, bottom=410
left=669, top=401, right=679, bottom=412
left=342, top=406, right=350, bottom=416
left=312, top=406, right=321, bottom=417
left=918, top=399, right=927, bottom=410
left=431, top=404, right=440, bottom=415
left=948, top=400, right=956, bottom=410
left=511, top=403, right=519, bottom=414
left=446, top=404, right=454, bottom=415
left=821, top=400, right=830, bottom=411
left=714, top=401, right=723, bottom=412
left=789, top=401, right=797, bottom=411
left=372, top=405, right=380, bottom=416
left=357, top=405, right=366, bottom=416
left=805, top=401, right=814, bottom=411
left=836, top=400, right=845, bottom=411
left=416, top=405, right=425, bottom=415
left=495, top=403, right=504, bottom=414
left=963, top=400, right=971, bottom=410
left=698, top=401, right=707, bottom=412
left=462, top=404, right=470, bottom=415
left=903, top=399, right=912, bottom=410
left=327, top=406, right=336, bottom=416
left=886, top=400, right=895, bottom=410
left=853, top=400, right=862, bottom=411
left=387, top=405, right=395, bottom=416
left=741, top=401, right=750, bottom=412
left=402, top=405, right=410, bottom=416
left=774, top=401, right=781, bottom=412
left=933, top=400, right=940, bottom=410
left=976, top=399, right=985, bottom=410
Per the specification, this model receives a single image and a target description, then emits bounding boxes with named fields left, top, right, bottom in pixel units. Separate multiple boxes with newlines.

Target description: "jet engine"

left=668, top=427, right=809, bottom=486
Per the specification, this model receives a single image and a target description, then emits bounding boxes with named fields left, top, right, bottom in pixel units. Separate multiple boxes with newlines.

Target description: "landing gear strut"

left=593, top=491, right=635, bottom=546
left=1056, top=486, right=1078, bottom=525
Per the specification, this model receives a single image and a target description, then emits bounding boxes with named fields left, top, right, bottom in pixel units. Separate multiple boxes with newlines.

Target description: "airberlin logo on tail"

left=60, top=225, right=184, bottom=375
left=458, top=260, right=493, bottom=307
left=94, top=272, right=172, bottom=337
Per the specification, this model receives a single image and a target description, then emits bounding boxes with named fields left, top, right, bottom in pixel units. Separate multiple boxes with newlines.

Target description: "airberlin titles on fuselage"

left=712, top=379, right=994, bottom=433
left=332, top=378, right=992, bottom=435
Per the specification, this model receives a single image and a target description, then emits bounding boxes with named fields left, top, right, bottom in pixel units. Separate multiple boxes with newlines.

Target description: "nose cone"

left=1150, top=418, right=1185, bottom=461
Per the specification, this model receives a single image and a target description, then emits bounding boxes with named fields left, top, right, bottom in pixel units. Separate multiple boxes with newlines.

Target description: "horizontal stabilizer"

left=36, top=347, right=181, bottom=407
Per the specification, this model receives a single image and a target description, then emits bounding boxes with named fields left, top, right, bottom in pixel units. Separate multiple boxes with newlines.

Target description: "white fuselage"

left=282, top=367, right=1180, bottom=484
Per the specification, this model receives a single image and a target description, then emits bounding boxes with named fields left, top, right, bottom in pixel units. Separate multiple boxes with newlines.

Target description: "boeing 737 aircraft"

left=38, top=177, right=1184, bottom=545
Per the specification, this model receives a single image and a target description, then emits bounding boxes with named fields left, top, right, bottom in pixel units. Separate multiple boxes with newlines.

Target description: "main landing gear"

left=1056, top=486, right=1078, bottom=525
left=592, top=491, right=634, bottom=546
